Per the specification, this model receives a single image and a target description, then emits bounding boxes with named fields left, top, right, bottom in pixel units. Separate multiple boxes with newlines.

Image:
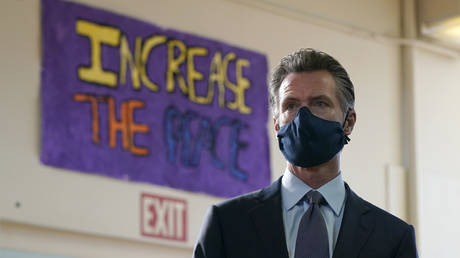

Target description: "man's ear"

left=344, top=109, right=356, bottom=135
left=273, top=117, right=280, bottom=133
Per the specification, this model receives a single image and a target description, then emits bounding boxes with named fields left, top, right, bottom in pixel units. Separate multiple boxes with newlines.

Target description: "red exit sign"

left=140, top=193, right=187, bottom=242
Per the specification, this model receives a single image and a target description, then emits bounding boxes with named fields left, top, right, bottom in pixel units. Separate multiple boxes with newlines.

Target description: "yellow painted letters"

left=235, top=58, right=251, bottom=114
left=209, top=52, right=225, bottom=107
left=222, top=52, right=252, bottom=114
left=187, top=47, right=209, bottom=104
left=166, top=40, right=188, bottom=94
left=76, top=20, right=120, bottom=87
left=140, top=35, right=167, bottom=91
left=119, top=35, right=141, bottom=89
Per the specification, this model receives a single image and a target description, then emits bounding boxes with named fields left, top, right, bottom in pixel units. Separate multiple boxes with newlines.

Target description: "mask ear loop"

left=342, top=109, right=351, bottom=144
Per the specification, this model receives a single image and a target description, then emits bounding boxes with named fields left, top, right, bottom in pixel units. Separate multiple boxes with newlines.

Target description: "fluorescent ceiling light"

left=422, top=16, right=460, bottom=44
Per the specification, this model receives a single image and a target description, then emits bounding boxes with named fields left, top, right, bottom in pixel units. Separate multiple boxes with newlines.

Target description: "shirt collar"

left=281, top=167, right=346, bottom=216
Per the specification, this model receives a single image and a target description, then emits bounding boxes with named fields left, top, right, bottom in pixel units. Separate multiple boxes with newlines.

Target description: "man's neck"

left=288, top=154, right=340, bottom=189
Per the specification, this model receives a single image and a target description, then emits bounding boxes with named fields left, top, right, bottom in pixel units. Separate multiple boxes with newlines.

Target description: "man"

left=193, top=48, right=418, bottom=258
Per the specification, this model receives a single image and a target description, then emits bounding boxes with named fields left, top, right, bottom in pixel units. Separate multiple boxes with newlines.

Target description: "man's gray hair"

left=269, top=48, right=355, bottom=119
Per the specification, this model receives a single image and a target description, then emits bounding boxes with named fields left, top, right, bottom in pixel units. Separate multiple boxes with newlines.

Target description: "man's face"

left=274, top=70, right=353, bottom=131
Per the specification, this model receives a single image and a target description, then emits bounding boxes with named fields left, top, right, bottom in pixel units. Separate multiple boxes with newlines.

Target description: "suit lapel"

left=248, top=178, right=289, bottom=258
left=332, top=183, right=375, bottom=258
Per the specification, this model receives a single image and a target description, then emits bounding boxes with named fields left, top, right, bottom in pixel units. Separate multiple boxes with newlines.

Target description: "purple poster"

left=40, top=0, right=270, bottom=197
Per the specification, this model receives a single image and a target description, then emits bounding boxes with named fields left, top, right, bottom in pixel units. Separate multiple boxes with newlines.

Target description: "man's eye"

left=314, top=101, right=328, bottom=108
left=286, top=103, right=297, bottom=111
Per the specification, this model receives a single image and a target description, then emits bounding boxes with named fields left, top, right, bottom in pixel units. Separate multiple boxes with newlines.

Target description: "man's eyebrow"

left=310, top=95, right=333, bottom=103
left=281, top=97, right=300, bottom=103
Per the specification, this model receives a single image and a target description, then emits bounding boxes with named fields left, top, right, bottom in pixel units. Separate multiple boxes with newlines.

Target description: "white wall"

left=235, top=0, right=401, bottom=37
left=0, top=0, right=404, bottom=257
left=412, top=48, right=460, bottom=258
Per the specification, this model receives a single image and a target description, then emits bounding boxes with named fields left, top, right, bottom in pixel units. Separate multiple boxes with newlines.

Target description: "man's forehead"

left=279, top=71, right=337, bottom=96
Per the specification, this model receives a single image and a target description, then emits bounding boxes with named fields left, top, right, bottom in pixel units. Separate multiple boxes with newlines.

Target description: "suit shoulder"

left=343, top=190, right=418, bottom=257
left=347, top=185, right=411, bottom=230
left=360, top=197, right=412, bottom=232
left=215, top=188, right=263, bottom=212
left=214, top=178, right=281, bottom=213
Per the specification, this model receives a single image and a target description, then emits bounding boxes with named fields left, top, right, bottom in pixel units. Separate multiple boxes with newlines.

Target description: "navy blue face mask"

left=277, top=106, right=350, bottom=168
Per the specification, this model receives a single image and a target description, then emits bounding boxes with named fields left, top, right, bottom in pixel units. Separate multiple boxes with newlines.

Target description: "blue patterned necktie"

left=294, top=190, right=329, bottom=258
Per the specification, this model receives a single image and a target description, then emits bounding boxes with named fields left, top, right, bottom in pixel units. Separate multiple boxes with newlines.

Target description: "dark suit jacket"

left=194, top=177, right=418, bottom=258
